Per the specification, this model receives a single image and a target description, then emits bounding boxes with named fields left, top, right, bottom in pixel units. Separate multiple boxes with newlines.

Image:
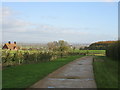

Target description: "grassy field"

left=74, top=50, right=106, bottom=56
left=2, top=55, right=84, bottom=88
left=93, top=56, right=118, bottom=88
left=74, top=50, right=105, bottom=53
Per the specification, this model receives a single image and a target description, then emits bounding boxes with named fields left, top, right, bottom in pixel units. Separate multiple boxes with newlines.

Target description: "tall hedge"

left=106, top=41, right=120, bottom=60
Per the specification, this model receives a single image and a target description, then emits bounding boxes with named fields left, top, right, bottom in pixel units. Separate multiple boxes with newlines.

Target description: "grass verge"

left=3, top=55, right=84, bottom=88
left=93, top=56, right=118, bottom=88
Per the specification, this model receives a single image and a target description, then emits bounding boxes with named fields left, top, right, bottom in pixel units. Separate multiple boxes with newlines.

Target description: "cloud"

left=2, top=7, right=13, bottom=17
left=3, top=25, right=116, bottom=43
left=1, top=7, right=36, bottom=33
left=0, top=7, right=12, bottom=25
left=0, top=7, right=12, bottom=19
left=3, top=18, right=35, bottom=32
left=2, top=6, right=117, bottom=44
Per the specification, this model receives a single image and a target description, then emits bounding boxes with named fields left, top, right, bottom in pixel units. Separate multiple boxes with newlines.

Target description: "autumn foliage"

left=88, top=41, right=116, bottom=50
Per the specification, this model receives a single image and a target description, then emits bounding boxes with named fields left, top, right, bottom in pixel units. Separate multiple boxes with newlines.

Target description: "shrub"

left=2, top=50, right=55, bottom=66
left=106, top=41, right=119, bottom=60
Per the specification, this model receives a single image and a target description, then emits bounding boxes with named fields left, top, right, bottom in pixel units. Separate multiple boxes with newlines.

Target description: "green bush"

left=106, top=41, right=119, bottom=60
left=2, top=48, right=86, bottom=67
left=2, top=50, right=54, bottom=67
left=67, top=52, right=86, bottom=56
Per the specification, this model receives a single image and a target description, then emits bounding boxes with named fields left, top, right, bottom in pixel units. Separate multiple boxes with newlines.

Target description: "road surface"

left=29, top=56, right=97, bottom=88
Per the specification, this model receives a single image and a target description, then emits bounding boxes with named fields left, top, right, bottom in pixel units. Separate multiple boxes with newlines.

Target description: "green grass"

left=73, top=50, right=105, bottom=56
left=2, top=55, right=84, bottom=88
left=75, top=49, right=105, bottom=53
left=93, top=56, right=118, bottom=88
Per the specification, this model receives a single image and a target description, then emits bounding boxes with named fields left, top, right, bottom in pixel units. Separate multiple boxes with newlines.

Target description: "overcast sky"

left=1, top=2, right=118, bottom=44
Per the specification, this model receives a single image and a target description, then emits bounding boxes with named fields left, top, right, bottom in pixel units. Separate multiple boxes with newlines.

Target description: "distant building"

left=2, top=41, right=20, bottom=50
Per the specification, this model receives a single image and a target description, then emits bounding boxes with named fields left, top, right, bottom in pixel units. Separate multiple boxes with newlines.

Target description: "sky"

left=1, top=2, right=118, bottom=44
left=1, top=0, right=119, bottom=2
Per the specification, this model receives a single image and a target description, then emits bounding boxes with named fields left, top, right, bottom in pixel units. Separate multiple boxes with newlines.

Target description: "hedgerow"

left=106, top=41, right=120, bottom=60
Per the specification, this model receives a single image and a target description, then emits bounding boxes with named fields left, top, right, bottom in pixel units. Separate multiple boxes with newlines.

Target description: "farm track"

left=28, top=56, right=97, bottom=88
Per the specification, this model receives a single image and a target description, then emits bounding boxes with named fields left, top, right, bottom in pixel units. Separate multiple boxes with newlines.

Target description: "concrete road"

left=29, top=56, right=97, bottom=88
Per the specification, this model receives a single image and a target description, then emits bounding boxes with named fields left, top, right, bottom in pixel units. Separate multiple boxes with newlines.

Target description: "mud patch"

left=78, top=63, right=82, bottom=65
left=48, top=77, right=94, bottom=81
left=66, top=77, right=81, bottom=79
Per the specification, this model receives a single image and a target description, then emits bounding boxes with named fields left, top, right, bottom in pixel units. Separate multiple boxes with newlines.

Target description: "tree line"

left=83, top=41, right=117, bottom=50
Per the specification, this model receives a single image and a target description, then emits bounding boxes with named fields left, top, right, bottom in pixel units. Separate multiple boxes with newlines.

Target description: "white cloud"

left=3, top=18, right=35, bottom=32
left=2, top=7, right=13, bottom=17
left=1, top=7, right=36, bottom=33
left=0, top=7, right=10, bottom=24
left=0, top=7, right=11, bottom=18
left=2, top=6, right=117, bottom=44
